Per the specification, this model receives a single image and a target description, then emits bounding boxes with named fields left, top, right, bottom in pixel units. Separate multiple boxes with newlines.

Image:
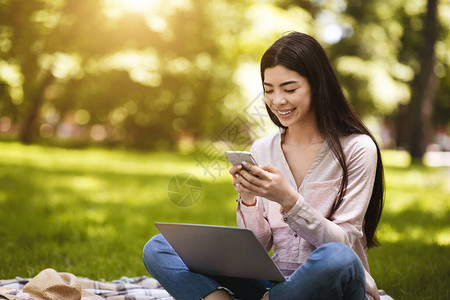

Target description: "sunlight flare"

left=107, top=0, right=159, bottom=14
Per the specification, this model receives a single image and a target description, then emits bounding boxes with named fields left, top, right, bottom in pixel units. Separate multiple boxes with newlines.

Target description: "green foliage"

left=0, top=0, right=449, bottom=151
left=0, top=0, right=253, bottom=147
left=0, top=142, right=449, bottom=299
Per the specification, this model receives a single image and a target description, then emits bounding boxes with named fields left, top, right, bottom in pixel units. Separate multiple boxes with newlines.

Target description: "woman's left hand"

left=234, top=162, right=298, bottom=212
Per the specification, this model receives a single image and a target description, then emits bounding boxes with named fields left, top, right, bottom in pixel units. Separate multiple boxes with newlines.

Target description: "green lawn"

left=0, top=142, right=448, bottom=299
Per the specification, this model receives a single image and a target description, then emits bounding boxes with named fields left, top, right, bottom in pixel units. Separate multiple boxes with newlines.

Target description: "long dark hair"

left=261, top=32, right=384, bottom=248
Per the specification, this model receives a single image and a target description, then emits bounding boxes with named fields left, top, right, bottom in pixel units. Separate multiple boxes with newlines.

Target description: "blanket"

left=0, top=275, right=393, bottom=300
left=0, top=276, right=173, bottom=300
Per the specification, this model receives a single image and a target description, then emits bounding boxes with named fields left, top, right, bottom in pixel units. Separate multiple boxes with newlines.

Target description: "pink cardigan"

left=236, top=131, right=380, bottom=300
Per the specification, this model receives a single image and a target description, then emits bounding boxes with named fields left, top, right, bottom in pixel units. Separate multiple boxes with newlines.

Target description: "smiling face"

left=263, top=65, right=315, bottom=129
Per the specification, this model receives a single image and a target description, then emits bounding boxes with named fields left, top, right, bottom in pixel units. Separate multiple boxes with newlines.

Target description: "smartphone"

left=225, top=151, right=258, bottom=172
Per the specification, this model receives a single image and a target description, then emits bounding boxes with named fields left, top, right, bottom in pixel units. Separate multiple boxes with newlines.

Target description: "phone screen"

left=225, top=151, right=257, bottom=172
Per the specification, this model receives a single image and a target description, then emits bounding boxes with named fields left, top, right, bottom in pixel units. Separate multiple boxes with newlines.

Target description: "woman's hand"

left=230, top=162, right=298, bottom=212
left=229, top=164, right=257, bottom=206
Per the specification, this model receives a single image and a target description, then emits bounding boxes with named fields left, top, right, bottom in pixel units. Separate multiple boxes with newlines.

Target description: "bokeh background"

left=0, top=0, right=449, bottom=299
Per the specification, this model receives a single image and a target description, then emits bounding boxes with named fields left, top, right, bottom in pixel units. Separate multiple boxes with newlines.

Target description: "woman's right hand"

left=229, top=164, right=257, bottom=206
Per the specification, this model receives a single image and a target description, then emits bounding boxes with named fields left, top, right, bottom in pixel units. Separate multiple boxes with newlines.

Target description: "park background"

left=0, top=0, right=449, bottom=299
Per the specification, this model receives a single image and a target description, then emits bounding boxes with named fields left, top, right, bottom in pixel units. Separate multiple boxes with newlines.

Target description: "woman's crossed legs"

left=143, top=234, right=366, bottom=300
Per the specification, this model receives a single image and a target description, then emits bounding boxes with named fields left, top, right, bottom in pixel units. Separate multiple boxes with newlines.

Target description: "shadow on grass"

left=0, top=161, right=238, bottom=280
left=1, top=149, right=448, bottom=300
left=371, top=162, right=450, bottom=299
left=369, top=208, right=449, bottom=300
left=369, top=240, right=449, bottom=300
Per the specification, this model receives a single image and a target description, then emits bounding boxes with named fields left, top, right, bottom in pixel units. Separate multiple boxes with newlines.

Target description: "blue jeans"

left=143, top=234, right=366, bottom=300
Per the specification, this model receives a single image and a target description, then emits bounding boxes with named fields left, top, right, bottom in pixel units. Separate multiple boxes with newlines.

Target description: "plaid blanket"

left=0, top=275, right=394, bottom=300
left=0, top=276, right=174, bottom=300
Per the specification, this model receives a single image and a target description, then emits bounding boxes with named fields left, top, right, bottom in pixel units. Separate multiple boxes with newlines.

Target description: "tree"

left=407, top=0, right=439, bottom=157
left=1, top=0, right=448, bottom=152
left=0, top=0, right=252, bottom=148
left=273, top=0, right=449, bottom=156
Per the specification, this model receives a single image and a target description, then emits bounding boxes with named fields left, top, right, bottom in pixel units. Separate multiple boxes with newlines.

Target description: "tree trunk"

left=408, top=0, right=439, bottom=158
left=19, top=70, right=54, bottom=144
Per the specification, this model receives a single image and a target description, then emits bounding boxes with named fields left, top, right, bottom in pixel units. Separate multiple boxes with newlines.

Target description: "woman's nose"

left=273, top=94, right=287, bottom=106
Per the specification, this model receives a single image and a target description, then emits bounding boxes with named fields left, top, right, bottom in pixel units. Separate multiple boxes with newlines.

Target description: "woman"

left=143, top=32, right=384, bottom=300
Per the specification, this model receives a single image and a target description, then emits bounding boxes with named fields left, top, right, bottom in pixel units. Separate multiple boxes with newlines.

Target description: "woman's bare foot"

left=203, top=289, right=232, bottom=300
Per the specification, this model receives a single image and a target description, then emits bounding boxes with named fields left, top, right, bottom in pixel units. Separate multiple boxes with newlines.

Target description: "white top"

left=236, top=131, right=380, bottom=300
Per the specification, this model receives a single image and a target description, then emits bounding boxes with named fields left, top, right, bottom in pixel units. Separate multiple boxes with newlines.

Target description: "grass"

left=0, top=142, right=448, bottom=300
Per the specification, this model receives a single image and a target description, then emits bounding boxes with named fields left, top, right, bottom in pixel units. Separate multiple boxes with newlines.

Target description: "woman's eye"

left=264, top=90, right=274, bottom=94
left=286, top=89, right=297, bottom=93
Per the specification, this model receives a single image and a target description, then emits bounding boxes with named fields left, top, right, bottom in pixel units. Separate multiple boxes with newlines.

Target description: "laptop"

left=155, top=222, right=285, bottom=282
